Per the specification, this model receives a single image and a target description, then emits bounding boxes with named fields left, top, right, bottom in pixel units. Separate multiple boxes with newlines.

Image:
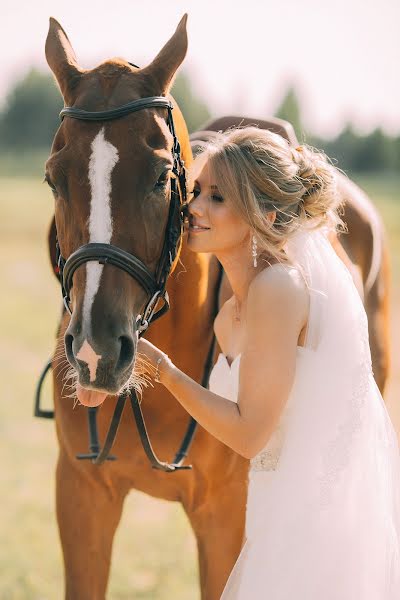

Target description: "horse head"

left=45, top=16, right=190, bottom=407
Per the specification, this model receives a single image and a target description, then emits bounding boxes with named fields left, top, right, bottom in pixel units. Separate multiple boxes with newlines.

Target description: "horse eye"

left=154, top=170, right=170, bottom=190
left=44, top=174, right=58, bottom=196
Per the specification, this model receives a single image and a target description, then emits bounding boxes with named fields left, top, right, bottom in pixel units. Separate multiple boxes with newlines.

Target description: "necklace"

left=233, top=295, right=241, bottom=322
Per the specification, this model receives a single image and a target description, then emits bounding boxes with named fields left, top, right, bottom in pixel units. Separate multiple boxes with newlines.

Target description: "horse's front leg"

left=186, top=470, right=248, bottom=600
left=56, top=449, right=128, bottom=600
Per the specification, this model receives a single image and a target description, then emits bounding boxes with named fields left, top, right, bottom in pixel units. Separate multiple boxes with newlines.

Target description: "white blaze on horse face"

left=82, top=127, right=119, bottom=327
left=80, top=127, right=119, bottom=375
left=76, top=339, right=102, bottom=383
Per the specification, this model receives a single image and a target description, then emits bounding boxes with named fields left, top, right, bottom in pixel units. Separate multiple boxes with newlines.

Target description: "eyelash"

left=192, top=188, right=224, bottom=203
left=155, top=170, right=170, bottom=190
left=44, top=174, right=58, bottom=196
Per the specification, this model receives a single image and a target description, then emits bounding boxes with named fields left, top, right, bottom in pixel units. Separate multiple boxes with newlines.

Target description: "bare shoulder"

left=246, top=264, right=310, bottom=335
left=247, top=264, right=308, bottom=321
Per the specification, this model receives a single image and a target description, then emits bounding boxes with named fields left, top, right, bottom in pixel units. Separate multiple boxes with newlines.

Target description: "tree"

left=314, top=124, right=397, bottom=174
left=0, top=68, right=211, bottom=150
left=171, top=72, right=211, bottom=133
left=274, top=86, right=304, bottom=141
left=0, top=68, right=62, bottom=150
left=316, top=123, right=360, bottom=172
left=352, top=128, right=393, bottom=172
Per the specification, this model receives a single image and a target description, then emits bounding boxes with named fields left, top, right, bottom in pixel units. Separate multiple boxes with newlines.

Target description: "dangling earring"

left=252, top=235, right=258, bottom=268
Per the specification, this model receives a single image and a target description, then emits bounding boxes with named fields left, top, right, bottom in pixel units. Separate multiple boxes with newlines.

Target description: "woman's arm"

left=162, top=355, right=248, bottom=452
left=234, top=267, right=307, bottom=456
left=139, top=267, right=307, bottom=458
left=139, top=341, right=246, bottom=453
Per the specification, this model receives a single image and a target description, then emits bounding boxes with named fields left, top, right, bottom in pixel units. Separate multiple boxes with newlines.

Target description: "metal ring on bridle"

left=47, top=92, right=196, bottom=472
left=56, top=95, right=186, bottom=334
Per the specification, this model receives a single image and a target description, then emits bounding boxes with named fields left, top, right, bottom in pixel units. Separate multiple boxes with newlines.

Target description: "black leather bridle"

left=39, top=93, right=214, bottom=472
left=57, top=95, right=187, bottom=336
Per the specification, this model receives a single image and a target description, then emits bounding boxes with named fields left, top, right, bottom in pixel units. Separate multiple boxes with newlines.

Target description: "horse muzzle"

left=64, top=322, right=136, bottom=403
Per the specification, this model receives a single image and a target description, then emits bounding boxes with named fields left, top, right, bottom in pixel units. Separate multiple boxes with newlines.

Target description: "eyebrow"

left=194, top=179, right=220, bottom=192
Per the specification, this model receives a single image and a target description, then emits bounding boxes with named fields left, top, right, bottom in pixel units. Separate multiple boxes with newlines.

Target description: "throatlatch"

left=35, top=88, right=223, bottom=469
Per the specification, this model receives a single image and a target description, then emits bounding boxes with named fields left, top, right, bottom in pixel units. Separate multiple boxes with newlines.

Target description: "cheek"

left=209, top=202, right=234, bottom=228
left=209, top=204, right=248, bottom=243
left=54, top=203, right=78, bottom=255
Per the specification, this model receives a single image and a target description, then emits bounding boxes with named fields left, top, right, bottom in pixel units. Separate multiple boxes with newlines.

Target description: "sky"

left=1, top=0, right=399, bottom=138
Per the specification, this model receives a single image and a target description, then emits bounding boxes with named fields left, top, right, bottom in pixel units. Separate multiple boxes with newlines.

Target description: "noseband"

left=37, top=92, right=220, bottom=473
left=57, top=95, right=187, bottom=336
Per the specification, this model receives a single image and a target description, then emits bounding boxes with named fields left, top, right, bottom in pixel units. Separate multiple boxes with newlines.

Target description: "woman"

left=138, top=128, right=400, bottom=598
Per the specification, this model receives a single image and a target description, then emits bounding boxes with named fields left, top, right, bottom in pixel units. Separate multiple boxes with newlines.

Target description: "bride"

left=138, top=127, right=400, bottom=598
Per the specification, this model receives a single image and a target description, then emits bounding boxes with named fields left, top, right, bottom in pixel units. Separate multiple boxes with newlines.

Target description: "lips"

left=76, top=384, right=109, bottom=407
left=189, top=220, right=210, bottom=231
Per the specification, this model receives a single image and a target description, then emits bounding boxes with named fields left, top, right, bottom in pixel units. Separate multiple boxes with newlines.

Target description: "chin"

left=186, top=236, right=211, bottom=253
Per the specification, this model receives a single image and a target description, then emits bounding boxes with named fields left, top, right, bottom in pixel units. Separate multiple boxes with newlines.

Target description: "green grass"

left=0, top=171, right=399, bottom=599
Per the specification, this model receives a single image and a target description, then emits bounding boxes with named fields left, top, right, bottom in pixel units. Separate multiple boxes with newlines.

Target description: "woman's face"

left=186, top=161, right=251, bottom=256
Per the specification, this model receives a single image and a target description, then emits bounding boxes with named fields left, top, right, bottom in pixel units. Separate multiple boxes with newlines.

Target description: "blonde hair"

left=191, top=127, right=345, bottom=265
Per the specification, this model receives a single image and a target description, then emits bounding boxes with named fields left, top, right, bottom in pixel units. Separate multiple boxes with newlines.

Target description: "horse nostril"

left=117, top=335, right=134, bottom=373
left=64, top=333, right=75, bottom=365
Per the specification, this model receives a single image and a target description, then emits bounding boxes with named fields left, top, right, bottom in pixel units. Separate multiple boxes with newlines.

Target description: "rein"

left=35, top=93, right=220, bottom=472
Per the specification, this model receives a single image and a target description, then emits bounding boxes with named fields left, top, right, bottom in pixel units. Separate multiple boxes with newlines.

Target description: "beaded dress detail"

left=208, top=227, right=400, bottom=599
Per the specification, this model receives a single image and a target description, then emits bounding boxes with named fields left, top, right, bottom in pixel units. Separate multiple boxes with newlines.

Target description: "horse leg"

left=186, top=479, right=247, bottom=600
left=56, top=450, right=128, bottom=600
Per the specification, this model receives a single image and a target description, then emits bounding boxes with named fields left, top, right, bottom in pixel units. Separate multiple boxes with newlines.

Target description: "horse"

left=44, top=16, right=247, bottom=600
left=191, top=116, right=391, bottom=396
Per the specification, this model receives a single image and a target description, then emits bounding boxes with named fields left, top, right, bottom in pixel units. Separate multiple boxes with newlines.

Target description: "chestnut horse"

left=43, top=16, right=391, bottom=600
left=45, top=16, right=247, bottom=600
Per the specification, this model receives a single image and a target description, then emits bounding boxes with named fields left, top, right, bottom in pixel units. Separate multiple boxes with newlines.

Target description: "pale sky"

left=1, top=0, right=399, bottom=138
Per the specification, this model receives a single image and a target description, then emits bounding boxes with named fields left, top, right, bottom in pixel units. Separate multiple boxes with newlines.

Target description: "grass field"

left=0, top=169, right=399, bottom=599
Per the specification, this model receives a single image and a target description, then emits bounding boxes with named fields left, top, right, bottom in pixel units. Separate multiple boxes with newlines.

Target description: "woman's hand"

left=137, top=338, right=174, bottom=385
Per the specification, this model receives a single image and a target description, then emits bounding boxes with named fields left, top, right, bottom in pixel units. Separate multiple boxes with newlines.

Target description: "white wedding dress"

left=209, top=226, right=400, bottom=599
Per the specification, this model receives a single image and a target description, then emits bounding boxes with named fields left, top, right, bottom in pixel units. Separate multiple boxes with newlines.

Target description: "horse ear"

left=142, top=14, right=188, bottom=94
left=45, top=17, right=82, bottom=101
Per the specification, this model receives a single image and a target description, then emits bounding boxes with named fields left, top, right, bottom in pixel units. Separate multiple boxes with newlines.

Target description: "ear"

left=141, top=14, right=188, bottom=94
left=45, top=17, right=83, bottom=101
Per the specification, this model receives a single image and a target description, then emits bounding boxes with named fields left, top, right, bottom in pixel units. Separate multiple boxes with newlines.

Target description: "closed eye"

left=154, top=169, right=171, bottom=191
left=190, top=185, right=223, bottom=203
left=43, top=173, right=58, bottom=196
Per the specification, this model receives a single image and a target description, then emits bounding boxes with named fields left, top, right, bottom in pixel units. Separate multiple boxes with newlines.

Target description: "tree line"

left=0, top=68, right=398, bottom=176
left=276, top=87, right=400, bottom=175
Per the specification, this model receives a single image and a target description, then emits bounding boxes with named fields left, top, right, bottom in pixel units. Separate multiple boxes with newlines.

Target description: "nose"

left=64, top=324, right=136, bottom=393
left=188, top=193, right=205, bottom=218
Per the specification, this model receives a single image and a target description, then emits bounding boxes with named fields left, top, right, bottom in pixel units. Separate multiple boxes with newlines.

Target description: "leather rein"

left=35, top=94, right=221, bottom=472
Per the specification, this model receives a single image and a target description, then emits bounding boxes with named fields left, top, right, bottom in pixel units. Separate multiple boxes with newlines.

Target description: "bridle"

left=36, top=89, right=222, bottom=472
left=40, top=93, right=215, bottom=473
left=57, top=95, right=187, bottom=336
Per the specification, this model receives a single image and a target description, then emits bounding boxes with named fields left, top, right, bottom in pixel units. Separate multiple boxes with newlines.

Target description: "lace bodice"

left=208, top=347, right=313, bottom=472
